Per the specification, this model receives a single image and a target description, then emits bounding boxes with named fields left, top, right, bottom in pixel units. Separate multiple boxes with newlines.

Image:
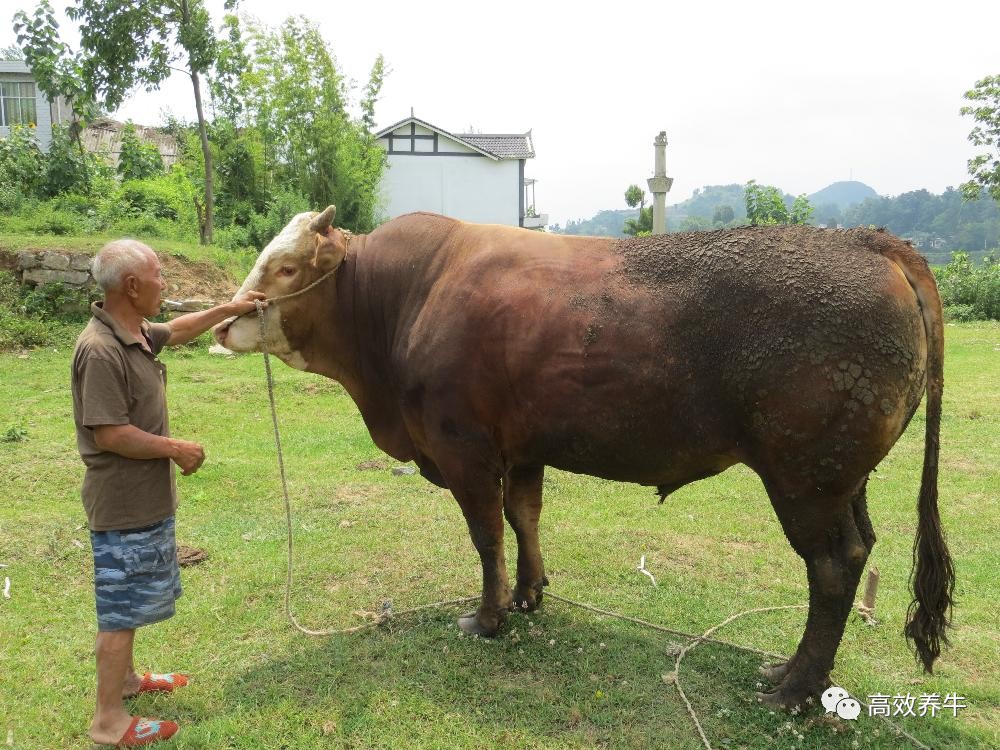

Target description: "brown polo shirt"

left=71, top=302, right=176, bottom=531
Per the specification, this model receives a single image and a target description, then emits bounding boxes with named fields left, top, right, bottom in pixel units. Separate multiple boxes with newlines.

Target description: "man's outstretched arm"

left=165, top=291, right=267, bottom=346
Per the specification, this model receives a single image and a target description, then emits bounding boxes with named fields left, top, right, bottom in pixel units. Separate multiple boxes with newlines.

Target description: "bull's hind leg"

left=758, top=481, right=870, bottom=709
left=503, top=466, right=548, bottom=612
left=433, top=449, right=513, bottom=637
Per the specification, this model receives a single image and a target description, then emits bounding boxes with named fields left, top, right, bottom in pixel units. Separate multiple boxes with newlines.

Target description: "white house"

left=0, top=60, right=69, bottom=150
left=375, top=115, right=547, bottom=229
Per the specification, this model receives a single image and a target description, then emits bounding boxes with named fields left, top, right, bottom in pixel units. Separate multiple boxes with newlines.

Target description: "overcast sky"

left=4, top=0, right=997, bottom=225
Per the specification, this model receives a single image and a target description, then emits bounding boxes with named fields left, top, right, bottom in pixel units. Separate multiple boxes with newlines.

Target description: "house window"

left=0, top=81, right=38, bottom=127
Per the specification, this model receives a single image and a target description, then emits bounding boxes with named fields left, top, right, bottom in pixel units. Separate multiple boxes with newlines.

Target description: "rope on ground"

left=672, top=604, right=806, bottom=750
left=254, top=301, right=932, bottom=750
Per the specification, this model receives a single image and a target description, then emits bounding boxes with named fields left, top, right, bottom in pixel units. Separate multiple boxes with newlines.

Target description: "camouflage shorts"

left=91, top=516, right=182, bottom=631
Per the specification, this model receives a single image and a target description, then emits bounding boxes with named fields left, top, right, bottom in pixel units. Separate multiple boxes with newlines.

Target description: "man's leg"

left=89, top=629, right=135, bottom=744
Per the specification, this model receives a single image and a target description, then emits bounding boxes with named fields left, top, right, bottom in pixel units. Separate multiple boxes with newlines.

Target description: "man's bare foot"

left=88, top=710, right=133, bottom=745
left=91, top=716, right=179, bottom=747
left=122, top=671, right=142, bottom=699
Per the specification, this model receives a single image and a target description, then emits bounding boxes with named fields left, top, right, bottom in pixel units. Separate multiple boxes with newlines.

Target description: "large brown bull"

left=215, top=207, right=954, bottom=708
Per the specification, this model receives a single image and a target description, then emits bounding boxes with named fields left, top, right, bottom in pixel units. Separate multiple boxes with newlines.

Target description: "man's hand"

left=169, top=438, right=205, bottom=476
left=226, top=290, right=268, bottom=318
left=93, top=425, right=206, bottom=475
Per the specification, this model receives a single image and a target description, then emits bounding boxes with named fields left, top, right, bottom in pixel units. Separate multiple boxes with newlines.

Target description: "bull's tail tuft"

left=902, top=404, right=955, bottom=672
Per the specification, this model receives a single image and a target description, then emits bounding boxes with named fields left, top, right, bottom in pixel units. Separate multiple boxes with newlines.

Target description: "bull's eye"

left=277, top=265, right=296, bottom=277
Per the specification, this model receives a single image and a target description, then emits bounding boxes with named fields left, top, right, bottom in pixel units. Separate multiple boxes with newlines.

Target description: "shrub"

left=214, top=223, right=252, bottom=252
left=21, top=282, right=95, bottom=319
left=119, top=178, right=184, bottom=219
left=1, top=426, right=29, bottom=443
left=0, top=183, right=26, bottom=213
left=0, top=125, right=44, bottom=197
left=0, top=309, right=56, bottom=349
left=0, top=201, right=83, bottom=235
left=944, top=304, right=978, bottom=322
left=936, top=250, right=1000, bottom=320
left=0, top=271, right=21, bottom=309
left=0, top=272, right=89, bottom=350
left=117, top=122, right=164, bottom=181
left=43, top=124, right=95, bottom=197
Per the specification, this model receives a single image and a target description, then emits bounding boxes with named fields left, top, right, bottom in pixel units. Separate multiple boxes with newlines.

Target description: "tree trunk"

left=190, top=68, right=214, bottom=245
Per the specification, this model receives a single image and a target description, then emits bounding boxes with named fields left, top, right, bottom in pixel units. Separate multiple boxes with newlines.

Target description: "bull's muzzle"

left=213, top=316, right=237, bottom=345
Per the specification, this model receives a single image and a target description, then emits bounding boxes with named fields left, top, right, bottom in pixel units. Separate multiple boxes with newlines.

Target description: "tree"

left=233, top=16, right=386, bottom=232
left=789, top=193, right=815, bottom=225
left=625, top=184, right=645, bottom=212
left=209, top=10, right=250, bottom=122
left=16, top=0, right=225, bottom=244
left=360, top=54, right=387, bottom=132
left=961, top=74, right=1000, bottom=204
left=712, top=204, right=734, bottom=225
left=680, top=215, right=713, bottom=232
left=745, top=180, right=813, bottom=226
left=623, top=184, right=652, bottom=236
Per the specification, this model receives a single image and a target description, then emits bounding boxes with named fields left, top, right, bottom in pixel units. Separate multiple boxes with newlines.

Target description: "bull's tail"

left=875, top=231, right=955, bottom=673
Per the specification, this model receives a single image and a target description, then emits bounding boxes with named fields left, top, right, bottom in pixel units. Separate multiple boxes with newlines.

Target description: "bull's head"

left=213, top=205, right=348, bottom=369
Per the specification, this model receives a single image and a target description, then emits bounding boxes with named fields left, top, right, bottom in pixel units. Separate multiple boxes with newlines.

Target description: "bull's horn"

left=309, top=205, right=337, bottom=233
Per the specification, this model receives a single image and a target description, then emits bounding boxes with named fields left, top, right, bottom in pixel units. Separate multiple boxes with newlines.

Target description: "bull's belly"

left=510, top=386, right=743, bottom=486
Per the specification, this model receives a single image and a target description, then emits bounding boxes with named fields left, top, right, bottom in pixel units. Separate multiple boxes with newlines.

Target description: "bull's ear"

left=312, top=228, right=348, bottom=272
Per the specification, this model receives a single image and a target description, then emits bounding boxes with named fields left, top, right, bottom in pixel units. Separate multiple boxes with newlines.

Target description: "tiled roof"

left=459, top=132, right=535, bottom=160
left=376, top=116, right=535, bottom=160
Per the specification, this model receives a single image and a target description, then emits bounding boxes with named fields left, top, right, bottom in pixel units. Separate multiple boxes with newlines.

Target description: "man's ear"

left=312, top=227, right=348, bottom=272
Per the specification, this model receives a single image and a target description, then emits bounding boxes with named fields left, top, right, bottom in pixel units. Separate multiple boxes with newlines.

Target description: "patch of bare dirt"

left=356, top=459, right=389, bottom=471
left=158, top=253, right=238, bottom=303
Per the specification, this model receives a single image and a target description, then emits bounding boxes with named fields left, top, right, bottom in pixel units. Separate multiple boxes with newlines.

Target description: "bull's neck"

left=304, top=231, right=431, bottom=461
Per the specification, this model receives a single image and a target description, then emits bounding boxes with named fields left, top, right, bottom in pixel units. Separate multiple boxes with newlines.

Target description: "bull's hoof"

left=512, top=580, right=546, bottom=612
left=758, top=660, right=792, bottom=684
left=756, top=675, right=822, bottom=712
left=458, top=610, right=504, bottom=637
left=756, top=689, right=806, bottom=711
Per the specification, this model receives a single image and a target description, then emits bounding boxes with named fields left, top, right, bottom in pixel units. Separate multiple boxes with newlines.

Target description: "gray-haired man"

left=71, top=239, right=264, bottom=746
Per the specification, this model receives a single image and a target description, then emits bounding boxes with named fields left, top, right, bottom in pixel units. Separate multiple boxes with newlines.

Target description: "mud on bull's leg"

left=758, top=484, right=869, bottom=709
left=503, top=466, right=548, bottom=612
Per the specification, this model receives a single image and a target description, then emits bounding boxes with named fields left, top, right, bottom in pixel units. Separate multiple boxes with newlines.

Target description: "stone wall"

left=15, top=251, right=95, bottom=288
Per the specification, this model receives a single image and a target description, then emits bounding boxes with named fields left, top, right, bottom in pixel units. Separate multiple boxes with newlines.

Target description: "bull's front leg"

left=504, top=465, right=548, bottom=612
left=455, top=481, right=512, bottom=636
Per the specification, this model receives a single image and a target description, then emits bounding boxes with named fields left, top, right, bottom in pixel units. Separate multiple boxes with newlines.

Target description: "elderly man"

left=71, top=239, right=264, bottom=747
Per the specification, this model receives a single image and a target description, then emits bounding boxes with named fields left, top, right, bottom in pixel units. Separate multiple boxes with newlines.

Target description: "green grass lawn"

left=1, top=323, right=997, bottom=749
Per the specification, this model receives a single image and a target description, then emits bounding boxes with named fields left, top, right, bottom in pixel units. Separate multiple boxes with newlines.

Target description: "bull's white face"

left=214, top=210, right=345, bottom=370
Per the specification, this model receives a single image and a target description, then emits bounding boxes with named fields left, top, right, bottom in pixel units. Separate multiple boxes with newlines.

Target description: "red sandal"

left=115, top=716, right=178, bottom=747
left=136, top=672, right=189, bottom=695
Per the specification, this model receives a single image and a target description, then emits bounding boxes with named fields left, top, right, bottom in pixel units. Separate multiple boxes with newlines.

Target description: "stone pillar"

left=646, top=131, right=673, bottom=235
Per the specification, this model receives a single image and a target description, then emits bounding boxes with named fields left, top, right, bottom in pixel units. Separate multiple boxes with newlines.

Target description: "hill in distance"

left=807, top=181, right=879, bottom=211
